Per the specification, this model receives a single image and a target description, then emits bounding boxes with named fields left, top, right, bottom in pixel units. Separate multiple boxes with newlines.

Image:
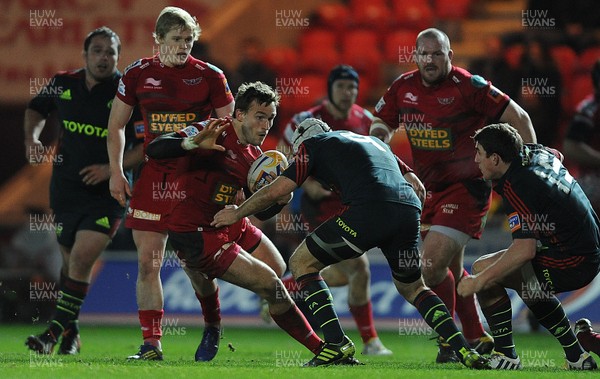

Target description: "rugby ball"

left=247, top=150, right=289, bottom=193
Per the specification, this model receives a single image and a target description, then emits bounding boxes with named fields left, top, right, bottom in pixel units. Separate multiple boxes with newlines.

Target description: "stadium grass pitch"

left=1, top=323, right=597, bottom=378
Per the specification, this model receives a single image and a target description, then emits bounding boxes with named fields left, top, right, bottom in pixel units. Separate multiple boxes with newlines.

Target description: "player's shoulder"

left=393, top=69, right=419, bottom=86
left=187, top=57, right=226, bottom=77
left=53, top=68, right=85, bottom=82
left=350, top=104, right=374, bottom=120
left=123, top=57, right=153, bottom=76
left=291, top=109, right=320, bottom=127
left=448, top=66, right=490, bottom=90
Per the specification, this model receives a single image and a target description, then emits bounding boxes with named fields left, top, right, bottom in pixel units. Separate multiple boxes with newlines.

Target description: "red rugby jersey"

left=375, top=66, right=510, bottom=188
left=117, top=54, right=234, bottom=172
left=168, top=126, right=262, bottom=232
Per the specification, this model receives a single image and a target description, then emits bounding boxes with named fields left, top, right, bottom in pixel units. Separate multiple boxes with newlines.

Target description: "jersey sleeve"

left=116, top=60, right=142, bottom=106
left=464, top=74, right=511, bottom=120
left=27, top=74, right=60, bottom=116
left=281, top=143, right=313, bottom=186
left=501, top=178, right=535, bottom=240
left=206, top=64, right=234, bottom=110
left=395, top=155, right=414, bottom=175
left=374, top=78, right=402, bottom=130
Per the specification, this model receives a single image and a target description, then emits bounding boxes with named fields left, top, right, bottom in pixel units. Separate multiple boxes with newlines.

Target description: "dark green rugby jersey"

left=29, top=68, right=141, bottom=214
left=282, top=130, right=421, bottom=209
left=494, top=144, right=600, bottom=259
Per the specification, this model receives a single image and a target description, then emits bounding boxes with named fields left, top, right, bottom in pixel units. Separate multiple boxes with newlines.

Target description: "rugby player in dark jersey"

left=276, top=65, right=391, bottom=355
left=24, top=27, right=143, bottom=355
left=371, top=27, right=537, bottom=363
left=213, top=118, right=491, bottom=369
left=458, top=123, right=600, bottom=370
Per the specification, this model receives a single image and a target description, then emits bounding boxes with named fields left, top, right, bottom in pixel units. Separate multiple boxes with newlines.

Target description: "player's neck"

left=325, top=101, right=350, bottom=120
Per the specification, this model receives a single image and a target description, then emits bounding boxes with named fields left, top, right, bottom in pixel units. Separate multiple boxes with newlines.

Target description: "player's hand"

left=302, top=177, right=331, bottom=201
left=212, top=204, right=240, bottom=228
left=80, top=164, right=110, bottom=185
left=109, top=172, right=132, bottom=207
left=404, top=172, right=426, bottom=205
left=456, top=275, right=482, bottom=297
left=189, top=118, right=231, bottom=151
left=25, top=139, right=44, bottom=164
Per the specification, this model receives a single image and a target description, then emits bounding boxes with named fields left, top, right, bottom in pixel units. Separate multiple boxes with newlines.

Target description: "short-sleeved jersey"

left=282, top=131, right=420, bottom=209
left=281, top=101, right=373, bottom=227
left=28, top=68, right=141, bottom=214
left=374, top=66, right=511, bottom=189
left=167, top=125, right=262, bottom=232
left=494, top=144, right=600, bottom=261
left=117, top=55, right=234, bottom=172
left=281, top=101, right=373, bottom=146
left=565, top=94, right=600, bottom=177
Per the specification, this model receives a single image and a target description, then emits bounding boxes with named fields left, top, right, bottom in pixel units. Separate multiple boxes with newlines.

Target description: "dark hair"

left=84, top=26, right=121, bottom=54
left=327, top=64, right=359, bottom=102
left=235, top=81, right=280, bottom=113
left=473, top=123, right=523, bottom=163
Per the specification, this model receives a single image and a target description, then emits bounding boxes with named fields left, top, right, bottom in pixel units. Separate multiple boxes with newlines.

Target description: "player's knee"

left=421, top=264, right=446, bottom=287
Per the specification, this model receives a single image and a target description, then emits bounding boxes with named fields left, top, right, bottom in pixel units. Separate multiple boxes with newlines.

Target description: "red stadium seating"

left=578, top=46, right=600, bottom=72
left=383, top=29, right=419, bottom=64
left=279, top=74, right=327, bottom=115
left=314, top=3, right=352, bottom=31
left=390, top=0, right=435, bottom=31
left=299, top=45, right=342, bottom=74
left=550, top=45, right=577, bottom=84
left=340, top=29, right=382, bottom=78
left=434, top=0, right=472, bottom=20
left=350, top=0, right=391, bottom=31
left=568, top=73, right=594, bottom=112
left=262, top=47, right=299, bottom=77
left=298, top=28, right=337, bottom=53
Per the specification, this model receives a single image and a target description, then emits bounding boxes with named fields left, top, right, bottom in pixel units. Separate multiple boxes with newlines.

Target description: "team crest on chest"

left=183, top=77, right=202, bottom=85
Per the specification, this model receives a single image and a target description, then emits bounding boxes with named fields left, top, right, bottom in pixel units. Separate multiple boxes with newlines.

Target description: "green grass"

left=1, top=324, right=597, bottom=378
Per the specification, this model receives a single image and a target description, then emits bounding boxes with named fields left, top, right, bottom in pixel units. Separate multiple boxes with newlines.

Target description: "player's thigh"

left=133, top=229, right=168, bottom=265
left=421, top=230, right=463, bottom=270
left=249, top=234, right=286, bottom=277
left=221, top=249, right=279, bottom=296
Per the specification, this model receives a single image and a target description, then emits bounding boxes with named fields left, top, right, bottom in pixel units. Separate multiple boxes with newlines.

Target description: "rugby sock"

left=281, top=274, right=301, bottom=299
left=349, top=302, right=377, bottom=343
left=526, top=296, right=583, bottom=362
left=48, top=277, right=88, bottom=339
left=196, top=288, right=221, bottom=326
left=413, top=290, right=470, bottom=353
left=297, top=272, right=345, bottom=344
left=455, top=269, right=485, bottom=341
left=139, top=309, right=164, bottom=347
left=270, top=303, right=324, bottom=354
left=431, top=270, right=456, bottom=317
left=480, top=294, right=517, bottom=358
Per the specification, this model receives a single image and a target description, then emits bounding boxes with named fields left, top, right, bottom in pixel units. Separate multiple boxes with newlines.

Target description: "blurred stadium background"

left=1, top=0, right=599, bottom=332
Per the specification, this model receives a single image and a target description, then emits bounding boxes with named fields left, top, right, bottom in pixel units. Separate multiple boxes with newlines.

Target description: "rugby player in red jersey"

left=107, top=6, right=234, bottom=361
left=276, top=65, right=392, bottom=355
left=370, top=28, right=536, bottom=363
left=145, top=82, right=324, bottom=359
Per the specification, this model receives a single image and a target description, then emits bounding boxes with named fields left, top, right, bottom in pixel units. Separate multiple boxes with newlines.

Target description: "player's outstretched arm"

left=500, top=100, right=536, bottom=144
left=212, top=175, right=297, bottom=228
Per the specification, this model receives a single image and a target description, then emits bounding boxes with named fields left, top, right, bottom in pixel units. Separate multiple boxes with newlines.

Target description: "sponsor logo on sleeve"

left=508, top=212, right=521, bottom=232
left=487, top=85, right=505, bottom=103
